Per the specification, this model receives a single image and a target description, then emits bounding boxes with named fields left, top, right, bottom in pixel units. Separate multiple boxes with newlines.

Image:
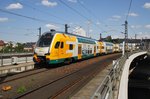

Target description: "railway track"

left=0, top=53, right=121, bottom=99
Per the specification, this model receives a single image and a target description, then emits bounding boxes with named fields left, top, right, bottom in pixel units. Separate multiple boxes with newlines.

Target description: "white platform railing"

left=91, top=51, right=147, bottom=99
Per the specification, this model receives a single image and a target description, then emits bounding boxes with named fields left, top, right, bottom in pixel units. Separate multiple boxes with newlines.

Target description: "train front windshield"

left=36, top=33, right=54, bottom=47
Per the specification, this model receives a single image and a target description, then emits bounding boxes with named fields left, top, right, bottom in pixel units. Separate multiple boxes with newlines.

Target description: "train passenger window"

left=61, top=42, right=64, bottom=48
left=55, top=41, right=60, bottom=48
left=90, top=50, right=92, bottom=53
left=86, top=50, right=88, bottom=54
left=69, top=44, right=73, bottom=50
left=88, top=50, right=90, bottom=54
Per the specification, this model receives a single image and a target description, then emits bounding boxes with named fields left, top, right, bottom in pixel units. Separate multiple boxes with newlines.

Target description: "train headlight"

left=46, top=58, right=50, bottom=60
left=34, top=51, right=37, bottom=55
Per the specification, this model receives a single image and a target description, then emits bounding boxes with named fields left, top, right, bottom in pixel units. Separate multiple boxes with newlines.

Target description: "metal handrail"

left=0, top=53, right=33, bottom=66
left=91, top=51, right=143, bottom=99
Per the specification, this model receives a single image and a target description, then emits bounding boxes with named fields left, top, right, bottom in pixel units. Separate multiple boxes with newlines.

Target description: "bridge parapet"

left=91, top=51, right=147, bottom=99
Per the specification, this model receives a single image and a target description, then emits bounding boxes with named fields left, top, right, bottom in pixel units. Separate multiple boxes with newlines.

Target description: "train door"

left=59, top=39, right=65, bottom=58
left=54, top=41, right=60, bottom=59
left=99, top=42, right=104, bottom=54
left=99, top=42, right=102, bottom=54
left=78, top=44, right=82, bottom=59
left=94, top=45, right=96, bottom=56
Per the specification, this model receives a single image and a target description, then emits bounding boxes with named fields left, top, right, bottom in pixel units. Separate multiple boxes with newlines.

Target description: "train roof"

left=42, top=30, right=98, bottom=43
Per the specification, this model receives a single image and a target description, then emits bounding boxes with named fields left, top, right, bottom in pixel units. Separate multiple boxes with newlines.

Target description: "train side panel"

left=113, top=44, right=120, bottom=52
left=95, top=41, right=100, bottom=56
left=77, top=37, right=97, bottom=60
left=47, top=33, right=78, bottom=64
left=103, top=42, right=113, bottom=54
left=34, top=31, right=118, bottom=66
left=99, top=41, right=105, bottom=54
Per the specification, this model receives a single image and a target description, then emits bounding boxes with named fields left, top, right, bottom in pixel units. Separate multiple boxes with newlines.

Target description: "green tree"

left=1, top=42, right=25, bottom=53
left=105, top=36, right=113, bottom=42
left=15, top=43, right=24, bottom=52
left=2, top=42, right=13, bottom=53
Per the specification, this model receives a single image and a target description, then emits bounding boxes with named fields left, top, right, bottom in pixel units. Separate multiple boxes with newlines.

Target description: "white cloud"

left=45, top=24, right=59, bottom=29
left=112, top=35, right=124, bottom=39
left=143, top=2, right=150, bottom=9
left=6, top=3, right=23, bottom=10
left=68, top=0, right=77, bottom=3
left=0, top=17, right=8, bottom=22
left=96, top=21, right=101, bottom=25
left=130, top=25, right=141, bottom=29
left=109, top=15, right=121, bottom=21
left=89, top=29, right=93, bottom=32
left=69, top=22, right=73, bottom=25
left=112, top=15, right=121, bottom=19
left=128, top=12, right=138, bottom=17
left=145, top=25, right=150, bottom=29
left=73, top=27, right=86, bottom=36
left=137, top=32, right=150, bottom=39
left=41, top=0, right=57, bottom=7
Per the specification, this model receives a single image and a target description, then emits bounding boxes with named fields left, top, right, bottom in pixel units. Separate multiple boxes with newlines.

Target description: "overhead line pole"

left=125, top=20, right=128, bottom=59
left=65, top=24, right=69, bottom=33
left=38, top=27, right=41, bottom=39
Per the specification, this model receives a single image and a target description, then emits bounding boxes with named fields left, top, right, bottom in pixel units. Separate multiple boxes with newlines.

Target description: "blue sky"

left=0, top=0, right=150, bottom=43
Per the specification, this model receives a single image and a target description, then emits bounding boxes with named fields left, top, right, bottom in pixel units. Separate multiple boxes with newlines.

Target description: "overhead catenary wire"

left=14, top=0, right=69, bottom=23
left=128, top=25, right=136, bottom=33
left=77, top=0, right=94, bottom=18
left=77, top=0, right=126, bottom=33
left=77, top=0, right=105, bottom=25
left=14, top=0, right=82, bottom=31
left=59, top=0, right=95, bottom=35
left=77, top=0, right=104, bottom=31
left=59, top=0, right=104, bottom=32
left=0, top=8, right=64, bottom=25
left=59, top=0, right=90, bottom=21
left=15, top=0, right=92, bottom=30
left=126, top=0, right=133, bottom=21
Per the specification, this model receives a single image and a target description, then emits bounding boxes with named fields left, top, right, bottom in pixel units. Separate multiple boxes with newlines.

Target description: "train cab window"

left=55, top=41, right=60, bottom=48
left=60, top=42, right=64, bottom=48
left=69, top=44, right=73, bottom=50
left=36, top=33, right=54, bottom=47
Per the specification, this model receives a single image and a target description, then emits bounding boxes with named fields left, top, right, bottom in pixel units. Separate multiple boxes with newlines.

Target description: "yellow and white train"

left=33, top=30, right=124, bottom=65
